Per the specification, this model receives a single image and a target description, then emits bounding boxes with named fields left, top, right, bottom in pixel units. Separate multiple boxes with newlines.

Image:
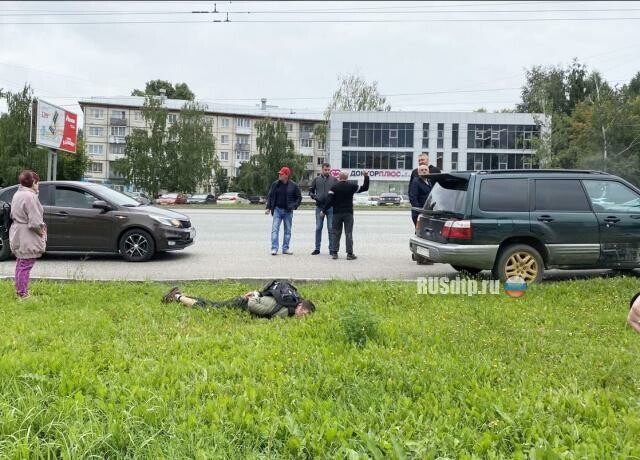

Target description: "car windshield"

left=423, top=181, right=467, bottom=213
left=88, top=184, right=142, bottom=207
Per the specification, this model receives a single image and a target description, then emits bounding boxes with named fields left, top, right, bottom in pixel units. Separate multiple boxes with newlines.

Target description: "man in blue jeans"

left=309, top=162, right=338, bottom=255
left=265, top=166, right=302, bottom=255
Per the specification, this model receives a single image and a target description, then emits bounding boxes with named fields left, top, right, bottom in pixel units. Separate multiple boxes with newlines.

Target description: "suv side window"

left=55, top=187, right=98, bottom=209
left=535, top=179, right=591, bottom=212
left=0, top=186, right=18, bottom=204
left=479, top=178, right=529, bottom=212
left=582, top=180, right=640, bottom=213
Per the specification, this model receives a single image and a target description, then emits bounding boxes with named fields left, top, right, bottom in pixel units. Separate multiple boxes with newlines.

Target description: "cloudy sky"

left=1, top=0, right=639, bottom=120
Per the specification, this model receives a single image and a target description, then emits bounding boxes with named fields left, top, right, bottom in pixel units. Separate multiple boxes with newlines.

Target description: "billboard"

left=31, top=99, right=78, bottom=154
left=330, top=168, right=412, bottom=181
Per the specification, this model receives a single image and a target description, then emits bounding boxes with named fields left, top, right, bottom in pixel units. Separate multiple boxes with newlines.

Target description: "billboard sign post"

left=30, top=99, right=78, bottom=180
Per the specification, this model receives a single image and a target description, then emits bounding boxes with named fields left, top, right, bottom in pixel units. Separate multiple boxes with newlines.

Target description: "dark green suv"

left=409, top=170, right=640, bottom=283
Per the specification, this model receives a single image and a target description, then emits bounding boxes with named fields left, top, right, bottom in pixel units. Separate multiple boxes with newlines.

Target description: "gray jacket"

left=9, top=185, right=46, bottom=259
left=309, top=174, right=338, bottom=208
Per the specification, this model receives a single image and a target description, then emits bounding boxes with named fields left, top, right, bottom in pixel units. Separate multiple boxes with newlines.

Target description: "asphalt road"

left=0, top=208, right=634, bottom=282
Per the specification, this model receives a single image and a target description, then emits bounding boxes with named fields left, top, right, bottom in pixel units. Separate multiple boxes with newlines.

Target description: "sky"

left=1, top=0, right=640, bottom=121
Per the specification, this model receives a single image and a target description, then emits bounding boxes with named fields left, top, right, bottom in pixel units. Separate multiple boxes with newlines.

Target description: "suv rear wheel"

left=119, top=229, right=155, bottom=262
left=493, top=244, right=543, bottom=283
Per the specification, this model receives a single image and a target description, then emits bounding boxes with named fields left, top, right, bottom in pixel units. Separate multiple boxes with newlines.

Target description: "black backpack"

left=260, top=279, right=302, bottom=317
left=0, top=200, right=10, bottom=234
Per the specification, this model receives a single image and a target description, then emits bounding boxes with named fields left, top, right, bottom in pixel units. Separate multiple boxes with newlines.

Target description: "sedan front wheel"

left=119, top=229, right=155, bottom=262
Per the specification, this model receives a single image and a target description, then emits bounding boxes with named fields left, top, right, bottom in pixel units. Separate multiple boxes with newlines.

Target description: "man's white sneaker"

left=271, top=249, right=277, bottom=255
left=282, top=249, right=294, bottom=255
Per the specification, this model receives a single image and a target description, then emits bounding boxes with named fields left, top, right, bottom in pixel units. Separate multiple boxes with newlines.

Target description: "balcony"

left=110, top=117, right=127, bottom=126
left=235, top=125, right=252, bottom=135
left=299, top=131, right=314, bottom=140
left=235, top=143, right=250, bottom=153
left=109, top=135, right=126, bottom=144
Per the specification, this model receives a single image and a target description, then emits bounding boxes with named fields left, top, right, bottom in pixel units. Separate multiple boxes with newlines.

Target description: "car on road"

left=217, top=192, right=250, bottom=204
left=353, top=194, right=377, bottom=206
left=410, top=169, right=640, bottom=283
left=0, top=181, right=195, bottom=262
left=248, top=195, right=266, bottom=205
left=378, top=192, right=402, bottom=206
left=123, top=191, right=151, bottom=205
left=187, top=193, right=216, bottom=204
left=155, top=193, right=188, bottom=205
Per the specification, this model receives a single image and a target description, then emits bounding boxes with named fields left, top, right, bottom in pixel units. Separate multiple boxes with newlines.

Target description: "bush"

left=338, top=305, right=379, bottom=347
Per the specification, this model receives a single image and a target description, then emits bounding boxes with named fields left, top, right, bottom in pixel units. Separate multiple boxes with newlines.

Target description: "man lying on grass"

left=628, top=292, right=640, bottom=333
left=161, top=280, right=316, bottom=319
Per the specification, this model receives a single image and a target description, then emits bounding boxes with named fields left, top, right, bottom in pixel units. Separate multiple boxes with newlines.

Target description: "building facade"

left=78, top=97, right=325, bottom=191
left=328, top=111, right=547, bottom=195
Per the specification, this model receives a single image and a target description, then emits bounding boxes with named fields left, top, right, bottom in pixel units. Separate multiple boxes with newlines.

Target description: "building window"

left=451, top=152, right=458, bottom=171
left=87, top=144, right=104, bottom=155
left=317, top=157, right=325, bottom=165
left=452, top=123, right=459, bottom=149
left=422, top=123, right=429, bottom=148
left=88, top=126, right=104, bottom=137
left=236, top=151, right=250, bottom=161
left=111, top=144, right=125, bottom=155
left=304, top=155, right=313, bottom=164
left=437, top=123, right=444, bottom=149
left=436, top=152, right=444, bottom=170
left=236, top=118, right=250, bottom=128
left=134, top=111, right=143, bottom=121
left=302, top=124, right=313, bottom=133
left=341, top=151, right=413, bottom=170
left=111, top=126, right=126, bottom=136
left=467, top=124, right=540, bottom=149
left=221, top=135, right=229, bottom=144
left=236, top=134, right=250, bottom=145
left=342, top=122, right=414, bottom=148
left=111, top=110, right=125, bottom=120
left=317, top=140, right=325, bottom=150
left=221, top=118, right=230, bottom=128
left=167, top=113, right=177, bottom=124
left=301, top=138, right=313, bottom=148
left=219, top=151, right=229, bottom=161
left=89, top=162, right=103, bottom=173
left=466, top=152, right=537, bottom=170
left=286, top=123, right=294, bottom=132
left=90, top=108, right=104, bottom=119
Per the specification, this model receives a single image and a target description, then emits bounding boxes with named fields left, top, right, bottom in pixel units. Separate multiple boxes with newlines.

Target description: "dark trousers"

left=193, top=296, right=248, bottom=309
left=332, top=212, right=354, bottom=255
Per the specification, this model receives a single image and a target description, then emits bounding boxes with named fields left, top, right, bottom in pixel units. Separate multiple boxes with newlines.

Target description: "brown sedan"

left=0, top=181, right=195, bottom=262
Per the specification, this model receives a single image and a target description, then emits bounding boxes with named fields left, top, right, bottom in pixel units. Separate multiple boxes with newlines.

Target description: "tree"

left=235, top=119, right=306, bottom=195
left=131, top=80, right=195, bottom=100
left=0, top=85, right=47, bottom=186
left=56, top=129, right=89, bottom=181
left=114, top=97, right=215, bottom=196
left=315, top=74, right=390, bottom=146
left=212, top=164, right=229, bottom=195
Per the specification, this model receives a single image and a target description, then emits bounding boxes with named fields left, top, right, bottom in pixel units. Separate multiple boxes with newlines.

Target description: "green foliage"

left=0, top=85, right=47, bottom=186
left=236, top=119, right=306, bottom=195
left=213, top=164, right=230, bottom=195
left=131, top=79, right=195, bottom=101
left=56, top=130, right=90, bottom=181
left=1, top=278, right=640, bottom=457
left=114, top=98, right=216, bottom=196
left=338, top=306, right=379, bottom=347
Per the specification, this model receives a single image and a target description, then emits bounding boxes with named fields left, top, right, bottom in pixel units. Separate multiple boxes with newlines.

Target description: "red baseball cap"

left=278, top=166, right=291, bottom=176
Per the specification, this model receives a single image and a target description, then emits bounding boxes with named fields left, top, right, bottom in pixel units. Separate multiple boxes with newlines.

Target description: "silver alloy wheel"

left=123, top=233, right=150, bottom=260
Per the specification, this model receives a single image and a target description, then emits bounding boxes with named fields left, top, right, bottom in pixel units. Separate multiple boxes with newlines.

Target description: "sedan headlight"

left=150, top=215, right=182, bottom=227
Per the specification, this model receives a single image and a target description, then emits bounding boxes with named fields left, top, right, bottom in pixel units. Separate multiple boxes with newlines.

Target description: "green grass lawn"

left=1, top=278, right=639, bottom=458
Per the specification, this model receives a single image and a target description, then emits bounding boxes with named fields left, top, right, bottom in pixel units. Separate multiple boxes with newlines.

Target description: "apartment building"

left=78, top=96, right=325, bottom=191
left=328, top=111, right=548, bottom=195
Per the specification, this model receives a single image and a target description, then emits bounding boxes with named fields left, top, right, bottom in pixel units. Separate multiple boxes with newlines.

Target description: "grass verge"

left=1, top=278, right=639, bottom=458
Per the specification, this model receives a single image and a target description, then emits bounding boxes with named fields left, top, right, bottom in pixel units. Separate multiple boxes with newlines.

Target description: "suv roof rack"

left=474, top=169, right=609, bottom=175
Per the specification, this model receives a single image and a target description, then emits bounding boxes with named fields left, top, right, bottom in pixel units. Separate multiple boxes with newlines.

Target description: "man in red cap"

left=265, top=166, right=302, bottom=255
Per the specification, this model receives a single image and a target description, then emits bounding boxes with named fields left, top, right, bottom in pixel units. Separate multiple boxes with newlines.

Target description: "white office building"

left=328, top=111, right=548, bottom=195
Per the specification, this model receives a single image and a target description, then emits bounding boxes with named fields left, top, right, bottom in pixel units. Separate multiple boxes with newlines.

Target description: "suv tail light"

left=441, top=219, right=472, bottom=240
